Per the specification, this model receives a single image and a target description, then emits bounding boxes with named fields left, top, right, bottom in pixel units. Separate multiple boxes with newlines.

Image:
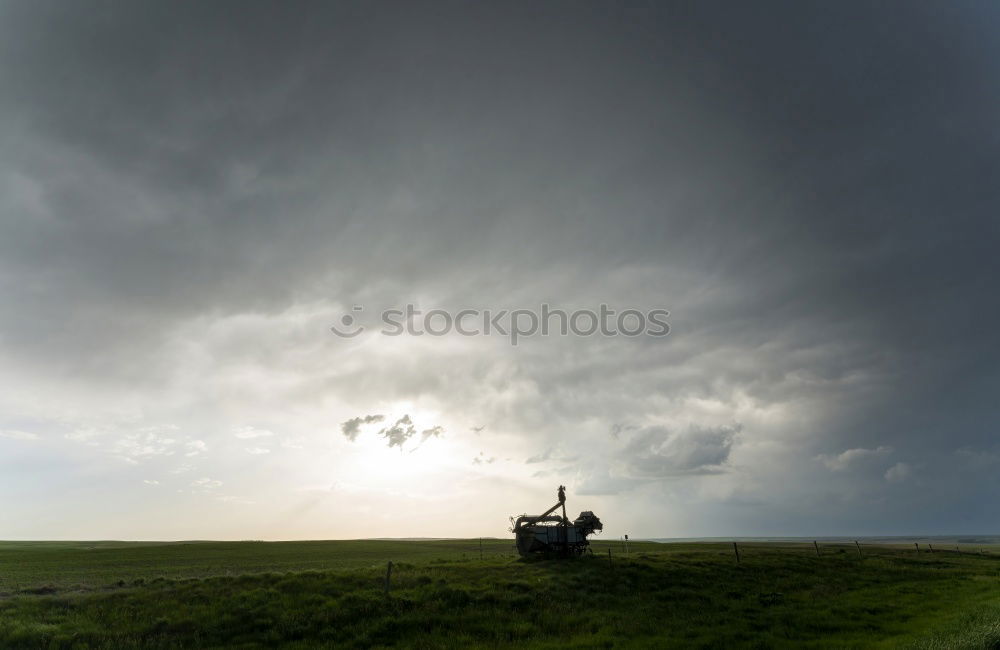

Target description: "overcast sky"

left=1, top=1, right=998, bottom=540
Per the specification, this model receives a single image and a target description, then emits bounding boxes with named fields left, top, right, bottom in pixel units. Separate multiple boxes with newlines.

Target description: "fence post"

left=384, top=561, right=393, bottom=597
left=813, top=540, right=820, bottom=557
left=854, top=541, right=863, bottom=559
left=733, top=542, right=741, bottom=564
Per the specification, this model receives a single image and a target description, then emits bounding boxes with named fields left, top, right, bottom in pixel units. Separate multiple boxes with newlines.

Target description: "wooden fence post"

left=384, top=561, right=393, bottom=597
left=733, top=542, right=741, bottom=564
left=813, top=540, right=820, bottom=557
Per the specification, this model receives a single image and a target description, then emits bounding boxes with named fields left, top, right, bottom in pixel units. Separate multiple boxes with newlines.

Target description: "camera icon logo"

left=330, top=305, right=365, bottom=338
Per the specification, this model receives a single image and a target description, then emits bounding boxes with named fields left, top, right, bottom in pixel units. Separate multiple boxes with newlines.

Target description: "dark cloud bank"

left=0, top=1, right=998, bottom=536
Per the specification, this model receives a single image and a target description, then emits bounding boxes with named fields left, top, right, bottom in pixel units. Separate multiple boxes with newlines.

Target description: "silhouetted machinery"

left=511, top=486, right=603, bottom=557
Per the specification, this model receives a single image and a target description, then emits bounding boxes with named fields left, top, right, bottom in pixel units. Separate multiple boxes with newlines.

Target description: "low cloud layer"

left=818, top=446, right=894, bottom=472
left=621, top=424, right=741, bottom=478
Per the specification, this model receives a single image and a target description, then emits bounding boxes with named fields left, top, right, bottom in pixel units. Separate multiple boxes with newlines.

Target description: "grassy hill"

left=1, top=539, right=999, bottom=648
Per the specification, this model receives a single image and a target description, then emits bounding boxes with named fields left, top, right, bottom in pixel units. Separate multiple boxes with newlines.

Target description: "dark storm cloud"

left=1, top=1, right=998, bottom=535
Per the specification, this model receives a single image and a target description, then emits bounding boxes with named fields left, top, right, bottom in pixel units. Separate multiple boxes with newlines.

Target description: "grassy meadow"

left=1, top=539, right=999, bottom=648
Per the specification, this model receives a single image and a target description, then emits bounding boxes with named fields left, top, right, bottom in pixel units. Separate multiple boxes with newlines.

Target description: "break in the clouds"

left=0, top=2, right=998, bottom=540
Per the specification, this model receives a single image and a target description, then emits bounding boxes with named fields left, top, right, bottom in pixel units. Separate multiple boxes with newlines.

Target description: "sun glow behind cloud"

left=337, top=405, right=466, bottom=488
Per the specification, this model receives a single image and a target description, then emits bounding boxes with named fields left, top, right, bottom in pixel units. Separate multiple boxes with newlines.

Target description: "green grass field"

left=1, top=539, right=999, bottom=648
